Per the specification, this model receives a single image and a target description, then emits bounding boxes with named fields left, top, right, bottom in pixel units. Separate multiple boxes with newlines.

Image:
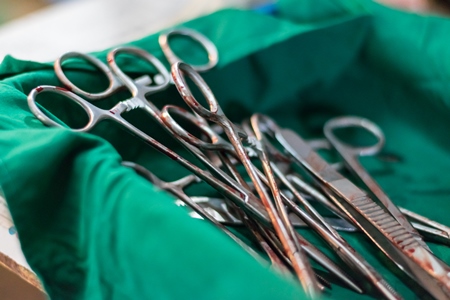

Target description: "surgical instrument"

left=28, top=43, right=354, bottom=296
left=169, top=62, right=321, bottom=296
left=323, top=116, right=430, bottom=251
left=183, top=196, right=358, bottom=232
left=160, top=104, right=362, bottom=294
left=250, top=114, right=400, bottom=299
left=54, top=28, right=218, bottom=100
left=258, top=114, right=450, bottom=299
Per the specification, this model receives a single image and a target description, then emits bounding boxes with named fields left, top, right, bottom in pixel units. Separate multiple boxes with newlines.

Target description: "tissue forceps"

left=168, top=63, right=322, bottom=296
left=257, top=115, right=450, bottom=299
left=323, top=116, right=430, bottom=252
left=281, top=132, right=450, bottom=246
left=54, top=28, right=218, bottom=100
left=323, top=116, right=450, bottom=246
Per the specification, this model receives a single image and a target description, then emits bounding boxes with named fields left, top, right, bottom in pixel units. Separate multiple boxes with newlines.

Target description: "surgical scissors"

left=274, top=120, right=449, bottom=246
left=257, top=114, right=450, bottom=299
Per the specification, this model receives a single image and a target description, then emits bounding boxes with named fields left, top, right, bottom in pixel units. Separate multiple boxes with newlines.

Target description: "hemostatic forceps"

left=28, top=31, right=356, bottom=297
left=54, top=28, right=218, bottom=100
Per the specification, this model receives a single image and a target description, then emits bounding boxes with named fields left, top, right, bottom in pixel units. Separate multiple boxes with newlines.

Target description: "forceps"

left=323, top=116, right=450, bottom=246
left=257, top=114, right=450, bottom=299
left=323, top=116, right=430, bottom=251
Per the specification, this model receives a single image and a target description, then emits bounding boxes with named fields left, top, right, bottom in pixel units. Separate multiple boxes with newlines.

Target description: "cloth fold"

left=0, top=1, right=449, bottom=299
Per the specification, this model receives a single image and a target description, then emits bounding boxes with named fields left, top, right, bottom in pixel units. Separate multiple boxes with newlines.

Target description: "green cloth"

left=0, top=0, right=450, bottom=299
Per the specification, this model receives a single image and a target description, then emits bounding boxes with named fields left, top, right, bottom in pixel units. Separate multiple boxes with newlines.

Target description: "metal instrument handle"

left=54, top=52, right=123, bottom=100
left=107, top=46, right=170, bottom=97
left=159, top=28, right=218, bottom=72
left=27, top=85, right=103, bottom=132
left=171, top=62, right=223, bottom=121
left=324, top=116, right=385, bottom=157
left=161, top=104, right=235, bottom=153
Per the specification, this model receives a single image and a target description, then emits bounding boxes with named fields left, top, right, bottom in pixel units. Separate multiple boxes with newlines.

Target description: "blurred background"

left=0, top=0, right=448, bottom=24
left=0, top=0, right=264, bottom=62
left=0, top=0, right=448, bottom=299
left=0, top=0, right=448, bottom=63
left=0, top=0, right=49, bottom=24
